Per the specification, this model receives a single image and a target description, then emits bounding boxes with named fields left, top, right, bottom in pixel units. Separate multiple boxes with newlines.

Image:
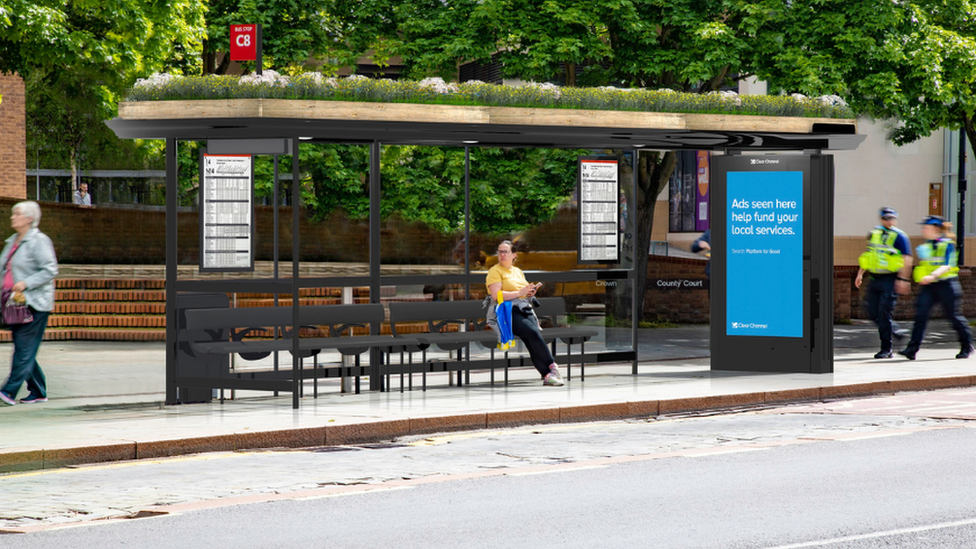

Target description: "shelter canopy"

left=108, top=99, right=864, bottom=151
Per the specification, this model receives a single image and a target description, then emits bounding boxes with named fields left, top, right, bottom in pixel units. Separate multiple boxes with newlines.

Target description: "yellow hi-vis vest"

left=858, top=227, right=906, bottom=274
left=913, top=238, right=960, bottom=282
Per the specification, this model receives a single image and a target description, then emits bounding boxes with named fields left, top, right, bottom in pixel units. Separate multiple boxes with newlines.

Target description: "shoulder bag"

left=1, top=243, right=33, bottom=326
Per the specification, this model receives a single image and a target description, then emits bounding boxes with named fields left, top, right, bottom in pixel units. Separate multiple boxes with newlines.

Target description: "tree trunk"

left=215, top=53, right=232, bottom=76
left=566, top=62, right=576, bottom=87
left=963, top=116, right=976, bottom=167
left=634, top=150, right=678, bottom=321
left=70, top=147, right=78, bottom=196
left=203, top=40, right=215, bottom=75
left=604, top=150, right=678, bottom=325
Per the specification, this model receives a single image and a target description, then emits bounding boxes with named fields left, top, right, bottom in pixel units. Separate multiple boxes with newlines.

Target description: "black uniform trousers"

left=864, top=273, right=900, bottom=352
left=905, top=278, right=972, bottom=351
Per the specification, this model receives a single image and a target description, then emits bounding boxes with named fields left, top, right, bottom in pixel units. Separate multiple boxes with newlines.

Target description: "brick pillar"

left=0, top=73, right=27, bottom=199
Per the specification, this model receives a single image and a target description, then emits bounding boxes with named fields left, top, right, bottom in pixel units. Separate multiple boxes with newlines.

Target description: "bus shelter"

left=108, top=99, right=865, bottom=408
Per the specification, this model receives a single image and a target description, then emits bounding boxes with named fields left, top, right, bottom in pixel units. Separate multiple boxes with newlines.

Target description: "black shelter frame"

left=108, top=107, right=865, bottom=409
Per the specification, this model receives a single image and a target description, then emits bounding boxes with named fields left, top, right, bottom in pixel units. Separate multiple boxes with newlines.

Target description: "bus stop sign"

left=230, top=25, right=258, bottom=61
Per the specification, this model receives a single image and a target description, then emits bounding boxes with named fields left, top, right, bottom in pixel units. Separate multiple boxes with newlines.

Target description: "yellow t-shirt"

left=485, top=264, right=529, bottom=295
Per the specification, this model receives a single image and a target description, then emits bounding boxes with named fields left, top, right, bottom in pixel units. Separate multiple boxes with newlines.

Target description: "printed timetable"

left=200, top=154, right=254, bottom=272
left=578, top=158, right=620, bottom=263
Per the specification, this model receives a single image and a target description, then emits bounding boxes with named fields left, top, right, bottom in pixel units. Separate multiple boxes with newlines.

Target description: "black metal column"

left=959, top=130, right=967, bottom=265
left=165, top=138, right=178, bottom=404
left=273, top=154, right=279, bottom=392
left=631, top=149, right=639, bottom=375
left=292, top=138, right=301, bottom=408
left=256, top=25, right=263, bottom=76
left=369, top=141, right=383, bottom=391
left=274, top=154, right=279, bottom=281
left=465, top=147, right=471, bottom=300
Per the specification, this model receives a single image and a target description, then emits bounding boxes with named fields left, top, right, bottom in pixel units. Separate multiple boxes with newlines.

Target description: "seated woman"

left=486, top=240, right=564, bottom=386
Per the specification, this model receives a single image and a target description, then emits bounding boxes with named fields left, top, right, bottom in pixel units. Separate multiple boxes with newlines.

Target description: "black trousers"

left=906, top=278, right=972, bottom=351
left=865, top=274, right=900, bottom=352
left=511, top=308, right=555, bottom=378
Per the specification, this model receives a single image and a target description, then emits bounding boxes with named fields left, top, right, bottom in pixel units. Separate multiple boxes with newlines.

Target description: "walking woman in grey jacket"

left=0, top=201, right=58, bottom=405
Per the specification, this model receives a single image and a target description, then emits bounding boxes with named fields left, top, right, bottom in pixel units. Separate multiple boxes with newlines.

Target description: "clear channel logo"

left=731, top=321, right=769, bottom=330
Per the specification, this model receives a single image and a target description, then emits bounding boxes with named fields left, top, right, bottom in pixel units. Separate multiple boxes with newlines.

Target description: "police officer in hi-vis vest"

left=856, top=207, right=914, bottom=359
left=898, top=215, right=973, bottom=360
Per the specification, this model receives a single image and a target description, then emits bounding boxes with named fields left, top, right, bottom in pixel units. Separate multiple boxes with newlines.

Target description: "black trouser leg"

left=907, top=285, right=938, bottom=352
left=941, top=279, right=972, bottom=346
left=3, top=311, right=49, bottom=398
left=511, top=309, right=554, bottom=378
left=866, top=275, right=897, bottom=352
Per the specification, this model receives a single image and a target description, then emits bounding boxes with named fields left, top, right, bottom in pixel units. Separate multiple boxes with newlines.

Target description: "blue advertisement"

left=726, top=171, right=803, bottom=337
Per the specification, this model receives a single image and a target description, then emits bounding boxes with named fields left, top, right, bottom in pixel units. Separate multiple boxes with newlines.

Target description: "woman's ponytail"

left=943, top=222, right=957, bottom=241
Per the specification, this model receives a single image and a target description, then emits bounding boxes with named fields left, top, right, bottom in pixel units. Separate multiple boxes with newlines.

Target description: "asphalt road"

left=4, top=388, right=976, bottom=548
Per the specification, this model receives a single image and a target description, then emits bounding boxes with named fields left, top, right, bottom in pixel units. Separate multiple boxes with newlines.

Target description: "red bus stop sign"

left=230, top=25, right=258, bottom=61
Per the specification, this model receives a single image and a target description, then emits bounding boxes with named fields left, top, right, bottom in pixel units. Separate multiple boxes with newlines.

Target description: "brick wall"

left=0, top=198, right=590, bottom=265
left=644, top=256, right=711, bottom=323
left=0, top=198, right=466, bottom=264
left=0, top=73, right=26, bottom=199
left=834, top=267, right=853, bottom=322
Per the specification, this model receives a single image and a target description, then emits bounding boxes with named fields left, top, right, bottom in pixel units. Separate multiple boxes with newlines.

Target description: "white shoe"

left=543, top=372, right=564, bottom=386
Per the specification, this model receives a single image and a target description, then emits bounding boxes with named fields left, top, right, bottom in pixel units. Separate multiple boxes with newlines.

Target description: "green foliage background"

left=176, top=143, right=585, bottom=236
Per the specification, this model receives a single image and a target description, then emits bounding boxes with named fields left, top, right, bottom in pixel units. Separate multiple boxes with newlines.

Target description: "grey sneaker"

left=0, top=391, right=15, bottom=406
left=543, top=372, right=564, bottom=386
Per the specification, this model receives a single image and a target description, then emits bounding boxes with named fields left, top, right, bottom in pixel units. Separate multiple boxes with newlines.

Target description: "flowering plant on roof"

left=124, top=72, right=855, bottom=119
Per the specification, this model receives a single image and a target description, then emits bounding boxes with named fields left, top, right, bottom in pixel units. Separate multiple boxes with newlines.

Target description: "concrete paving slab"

left=0, top=320, right=974, bottom=472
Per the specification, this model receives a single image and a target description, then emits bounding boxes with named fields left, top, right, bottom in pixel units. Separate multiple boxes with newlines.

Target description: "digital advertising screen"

left=725, top=171, right=803, bottom=338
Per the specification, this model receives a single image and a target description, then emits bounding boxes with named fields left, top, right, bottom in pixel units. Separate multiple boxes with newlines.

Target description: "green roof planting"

left=124, top=73, right=854, bottom=120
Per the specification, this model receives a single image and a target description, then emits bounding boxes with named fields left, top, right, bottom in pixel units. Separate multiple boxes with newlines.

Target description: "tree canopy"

left=0, top=0, right=205, bottom=98
left=754, top=0, right=976, bottom=148
left=1, top=0, right=206, bottom=175
left=328, top=0, right=773, bottom=91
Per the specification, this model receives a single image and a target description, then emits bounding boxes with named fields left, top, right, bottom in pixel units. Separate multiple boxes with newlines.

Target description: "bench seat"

left=189, top=334, right=422, bottom=357
left=413, top=330, right=498, bottom=349
left=184, top=303, right=423, bottom=394
left=540, top=327, right=599, bottom=344
left=389, top=300, right=503, bottom=389
left=388, top=297, right=600, bottom=388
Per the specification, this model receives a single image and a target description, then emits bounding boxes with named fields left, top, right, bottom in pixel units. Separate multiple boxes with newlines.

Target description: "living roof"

left=109, top=76, right=863, bottom=150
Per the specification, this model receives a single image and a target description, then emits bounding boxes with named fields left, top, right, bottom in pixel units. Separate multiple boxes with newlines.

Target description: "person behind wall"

left=691, top=229, right=711, bottom=279
left=855, top=207, right=913, bottom=359
left=485, top=240, right=565, bottom=386
left=0, top=201, right=58, bottom=406
left=72, top=182, right=91, bottom=207
left=898, top=215, right=973, bottom=360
